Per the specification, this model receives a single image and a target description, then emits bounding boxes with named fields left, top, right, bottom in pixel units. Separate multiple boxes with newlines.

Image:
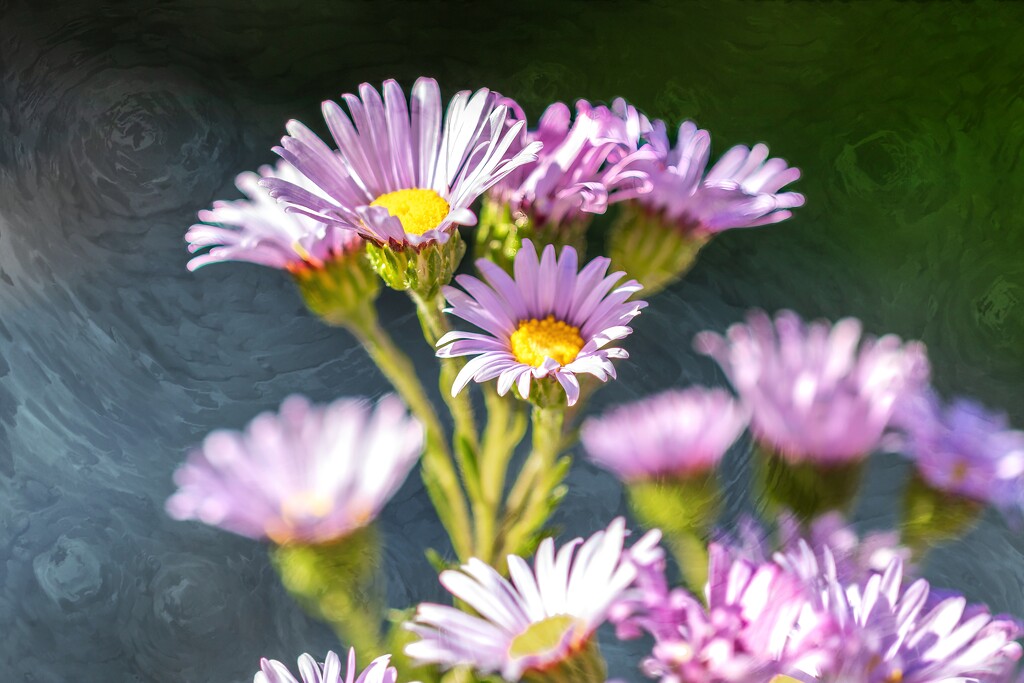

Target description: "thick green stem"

left=475, top=387, right=528, bottom=564
left=409, top=287, right=485, bottom=557
left=347, top=315, right=473, bottom=560
left=627, top=476, right=720, bottom=595
left=409, top=290, right=481, bottom=458
left=499, top=405, right=568, bottom=560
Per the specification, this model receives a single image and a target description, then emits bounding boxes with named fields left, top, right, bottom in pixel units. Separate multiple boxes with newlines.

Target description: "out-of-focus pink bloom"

left=894, top=388, right=1024, bottom=515
left=581, top=387, right=747, bottom=481
left=695, top=309, right=930, bottom=464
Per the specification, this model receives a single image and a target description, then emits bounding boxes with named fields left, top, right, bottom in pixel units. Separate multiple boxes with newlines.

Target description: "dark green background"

left=1, top=1, right=1022, bottom=680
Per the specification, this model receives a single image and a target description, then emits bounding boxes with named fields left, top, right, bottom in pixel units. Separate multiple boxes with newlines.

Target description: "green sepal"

left=516, top=376, right=571, bottom=410
left=901, top=470, right=983, bottom=559
left=366, top=233, right=466, bottom=298
left=607, top=203, right=709, bottom=295
left=292, top=248, right=381, bottom=327
left=518, top=637, right=607, bottom=683
left=627, top=473, right=721, bottom=592
left=270, top=525, right=384, bottom=656
left=475, top=197, right=590, bottom=274
left=754, top=447, right=866, bottom=521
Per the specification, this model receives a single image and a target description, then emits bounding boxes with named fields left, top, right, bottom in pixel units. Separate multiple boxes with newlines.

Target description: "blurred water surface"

left=1, top=1, right=1024, bottom=680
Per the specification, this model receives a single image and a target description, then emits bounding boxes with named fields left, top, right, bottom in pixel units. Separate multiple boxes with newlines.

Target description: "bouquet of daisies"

left=169, top=78, right=1024, bottom=683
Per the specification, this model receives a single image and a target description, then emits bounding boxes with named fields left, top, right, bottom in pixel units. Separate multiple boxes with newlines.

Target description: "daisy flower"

left=636, top=120, right=805, bottom=235
left=614, top=542, right=834, bottom=683
left=720, top=513, right=912, bottom=586
left=488, top=97, right=657, bottom=229
left=895, top=388, right=1024, bottom=514
left=185, top=159, right=363, bottom=272
left=435, top=240, right=646, bottom=406
left=405, top=518, right=658, bottom=681
left=166, top=394, right=423, bottom=545
left=695, top=310, right=930, bottom=464
left=776, top=543, right=1022, bottom=682
left=581, top=386, right=748, bottom=481
left=255, top=648, right=398, bottom=683
left=263, top=77, right=541, bottom=250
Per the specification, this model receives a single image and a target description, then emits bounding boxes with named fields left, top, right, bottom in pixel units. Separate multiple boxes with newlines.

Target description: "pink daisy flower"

left=263, top=77, right=541, bottom=249
left=435, top=240, right=646, bottom=406
left=581, top=386, right=748, bottom=481
left=405, top=518, right=658, bottom=681
left=185, top=159, right=362, bottom=272
left=166, top=394, right=423, bottom=545
left=255, top=648, right=398, bottom=683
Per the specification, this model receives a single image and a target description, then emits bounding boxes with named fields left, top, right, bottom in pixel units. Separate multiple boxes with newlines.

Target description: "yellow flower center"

left=508, top=614, right=584, bottom=660
left=370, top=188, right=450, bottom=235
left=509, top=315, right=584, bottom=368
left=952, top=460, right=969, bottom=485
left=263, top=492, right=335, bottom=544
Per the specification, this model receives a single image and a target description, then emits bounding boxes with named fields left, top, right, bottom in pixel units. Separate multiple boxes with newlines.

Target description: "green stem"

left=498, top=405, right=567, bottom=560
left=626, top=476, right=719, bottom=596
left=408, top=289, right=484, bottom=541
left=475, top=386, right=528, bottom=564
left=666, top=531, right=710, bottom=596
left=347, top=315, right=473, bottom=560
left=270, top=528, right=384, bottom=657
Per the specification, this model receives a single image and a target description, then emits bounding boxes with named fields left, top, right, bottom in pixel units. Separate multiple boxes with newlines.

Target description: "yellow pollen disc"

left=508, top=614, right=583, bottom=659
left=370, top=188, right=450, bottom=236
left=279, top=492, right=334, bottom=526
left=509, top=315, right=584, bottom=368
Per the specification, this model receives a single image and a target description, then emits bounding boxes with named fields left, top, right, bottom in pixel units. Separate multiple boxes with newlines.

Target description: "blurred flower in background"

left=581, top=386, right=747, bottom=481
left=695, top=309, right=930, bottom=519
left=695, top=309, right=929, bottom=465
left=582, top=386, right=747, bottom=590
left=893, top=388, right=1024, bottom=554
left=166, top=394, right=423, bottom=545
left=776, top=543, right=1022, bottom=682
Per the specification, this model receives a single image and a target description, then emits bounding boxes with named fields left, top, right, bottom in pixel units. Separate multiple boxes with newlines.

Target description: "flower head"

left=489, top=98, right=657, bottom=227
left=721, top=512, right=912, bottom=586
left=263, top=78, right=541, bottom=250
left=895, top=389, right=1024, bottom=513
left=636, top=121, right=805, bottom=235
left=615, top=542, right=833, bottom=683
left=185, top=159, right=362, bottom=272
left=436, top=240, right=645, bottom=406
left=255, top=648, right=398, bottom=683
left=405, top=518, right=656, bottom=681
left=695, top=310, right=930, bottom=464
left=581, top=387, right=747, bottom=481
left=166, top=394, right=423, bottom=544
left=776, top=544, right=1023, bottom=682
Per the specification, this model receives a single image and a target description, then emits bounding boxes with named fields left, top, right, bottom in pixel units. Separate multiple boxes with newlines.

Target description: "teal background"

left=1, top=1, right=1023, bottom=680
